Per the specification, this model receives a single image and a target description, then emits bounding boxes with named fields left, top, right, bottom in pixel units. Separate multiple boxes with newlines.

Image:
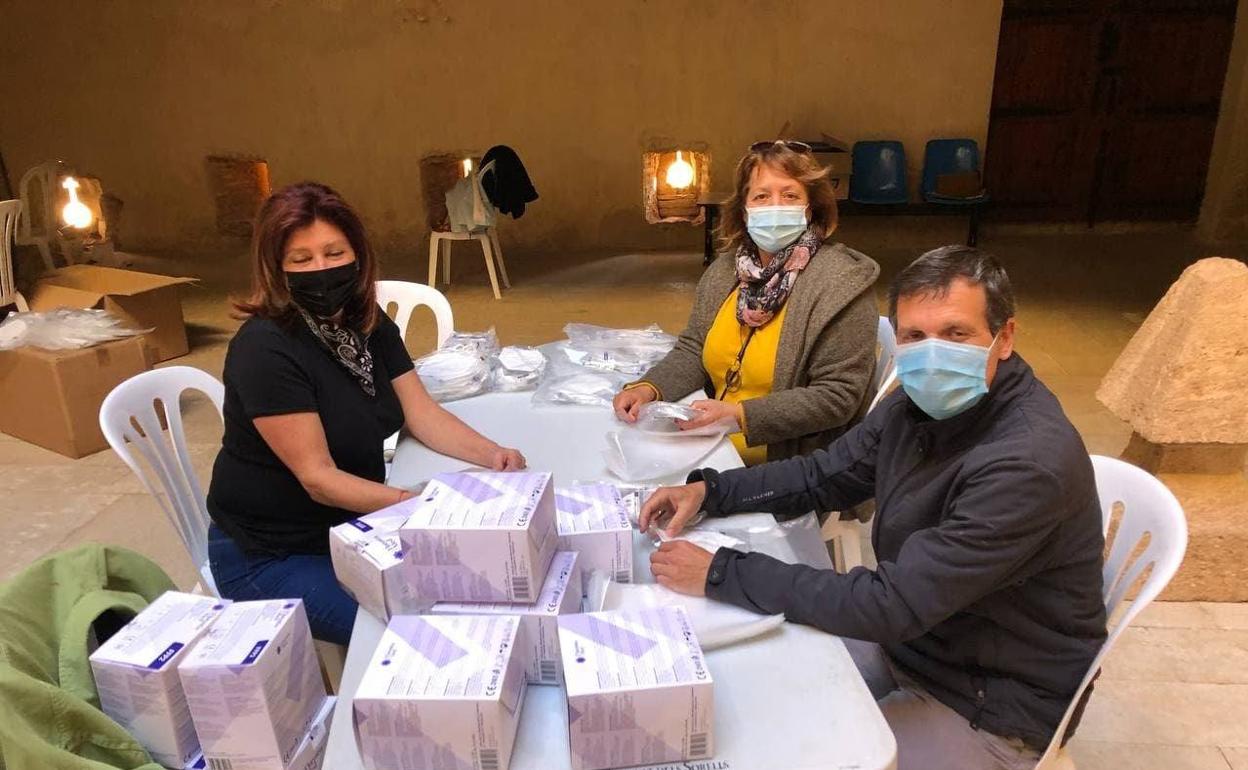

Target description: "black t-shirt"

left=207, top=311, right=414, bottom=556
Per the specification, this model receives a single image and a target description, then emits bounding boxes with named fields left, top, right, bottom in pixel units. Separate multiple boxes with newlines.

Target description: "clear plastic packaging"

left=490, top=345, right=547, bottom=392
left=531, top=369, right=629, bottom=408
left=413, top=349, right=490, bottom=402
left=561, top=323, right=676, bottom=375
left=440, top=327, right=499, bottom=357
left=0, top=308, right=150, bottom=351
left=635, top=401, right=739, bottom=438
left=602, top=429, right=725, bottom=482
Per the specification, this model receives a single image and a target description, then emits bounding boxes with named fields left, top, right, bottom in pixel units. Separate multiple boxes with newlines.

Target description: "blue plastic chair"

left=850, top=141, right=909, bottom=205
left=922, top=139, right=988, bottom=245
left=921, top=139, right=988, bottom=204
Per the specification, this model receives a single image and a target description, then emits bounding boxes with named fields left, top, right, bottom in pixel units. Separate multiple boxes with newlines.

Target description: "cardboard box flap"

left=40, top=265, right=197, bottom=296
left=27, top=283, right=109, bottom=311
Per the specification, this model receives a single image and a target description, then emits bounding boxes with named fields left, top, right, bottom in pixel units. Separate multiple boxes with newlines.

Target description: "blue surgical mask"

left=746, top=205, right=808, bottom=253
left=895, top=335, right=999, bottom=420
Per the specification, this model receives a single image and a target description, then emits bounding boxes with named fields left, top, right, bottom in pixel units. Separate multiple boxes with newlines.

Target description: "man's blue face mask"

left=895, top=333, right=1000, bottom=420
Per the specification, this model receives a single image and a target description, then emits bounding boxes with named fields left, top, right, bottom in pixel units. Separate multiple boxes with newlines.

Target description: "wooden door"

left=984, top=0, right=1238, bottom=223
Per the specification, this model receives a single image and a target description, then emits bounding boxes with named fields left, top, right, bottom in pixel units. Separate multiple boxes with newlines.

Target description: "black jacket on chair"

left=480, top=145, right=538, bottom=219
left=692, top=354, right=1107, bottom=750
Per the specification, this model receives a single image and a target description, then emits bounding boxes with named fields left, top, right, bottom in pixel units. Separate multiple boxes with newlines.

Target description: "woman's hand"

left=486, top=446, right=527, bottom=471
left=613, top=385, right=658, bottom=423
left=639, top=482, right=707, bottom=536
left=678, top=399, right=744, bottom=433
left=650, top=541, right=714, bottom=596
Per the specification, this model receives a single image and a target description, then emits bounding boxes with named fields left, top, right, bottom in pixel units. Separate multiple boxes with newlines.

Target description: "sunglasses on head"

left=749, top=140, right=813, bottom=154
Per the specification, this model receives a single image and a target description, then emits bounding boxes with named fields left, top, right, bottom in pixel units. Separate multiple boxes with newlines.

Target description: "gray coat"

left=638, top=241, right=881, bottom=463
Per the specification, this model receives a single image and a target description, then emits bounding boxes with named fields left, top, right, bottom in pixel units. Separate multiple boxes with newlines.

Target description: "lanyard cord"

left=717, top=327, right=757, bottom=400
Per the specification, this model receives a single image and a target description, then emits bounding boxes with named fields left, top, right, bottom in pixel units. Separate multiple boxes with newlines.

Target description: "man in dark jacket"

left=642, top=246, right=1107, bottom=770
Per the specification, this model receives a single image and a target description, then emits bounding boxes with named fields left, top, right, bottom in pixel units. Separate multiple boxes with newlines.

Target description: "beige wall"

left=1, top=1, right=1004, bottom=259
left=1199, top=0, right=1248, bottom=243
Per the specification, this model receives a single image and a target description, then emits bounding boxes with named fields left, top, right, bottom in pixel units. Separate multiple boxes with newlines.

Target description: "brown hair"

left=233, top=181, right=380, bottom=334
left=716, top=143, right=839, bottom=256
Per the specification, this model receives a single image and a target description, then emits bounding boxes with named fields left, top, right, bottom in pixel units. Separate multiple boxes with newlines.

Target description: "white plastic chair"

left=15, top=161, right=60, bottom=273
left=376, top=279, right=454, bottom=348
left=99, top=366, right=225, bottom=595
left=100, top=366, right=348, bottom=689
left=1, top=199, right=28, bottom=313
left=822, top=316, right=898, bottom=571
left=427, top=227, right=510, bottom=300
left=1034, top=455, right=1188, bottom=769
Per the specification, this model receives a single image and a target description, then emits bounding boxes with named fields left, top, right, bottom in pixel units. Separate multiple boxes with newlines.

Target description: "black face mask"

left=285, top=262, right=358, bottom=318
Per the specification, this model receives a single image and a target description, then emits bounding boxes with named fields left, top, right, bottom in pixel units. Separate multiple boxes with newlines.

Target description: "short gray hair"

left=887, top=245, right=1016, bottom=334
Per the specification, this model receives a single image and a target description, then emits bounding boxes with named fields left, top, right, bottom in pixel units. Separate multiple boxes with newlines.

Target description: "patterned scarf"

left=295, top=306, right=376, bottom=396
left=734, top=226, right=823, bottom=327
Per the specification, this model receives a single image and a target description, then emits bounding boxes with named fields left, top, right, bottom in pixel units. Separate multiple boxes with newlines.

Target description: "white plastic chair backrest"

left=1036, top=455, right=1188, bottom=766
left=0, top=199, right=20, bottom=306
left=867, top=316, right=898, bottom=413
left=376, top=280, right=454, bottom=347
left=99, top=367, right=225, bottom=594
left=16, top=162, right=60, bottom=242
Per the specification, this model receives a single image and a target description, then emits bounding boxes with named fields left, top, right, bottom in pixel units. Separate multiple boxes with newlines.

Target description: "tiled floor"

left=3, top=219, right=1246, bottom=768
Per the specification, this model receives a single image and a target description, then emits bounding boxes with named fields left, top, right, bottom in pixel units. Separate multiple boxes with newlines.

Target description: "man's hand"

left=677, top=399, right=743, bottom=433
left=650, top=540, right=714, bottom=596
left=487, top=446, right=526, bottom=471
left=639, top=482, right=707, bottom=536
left=613, top=385, right=658, bottom=423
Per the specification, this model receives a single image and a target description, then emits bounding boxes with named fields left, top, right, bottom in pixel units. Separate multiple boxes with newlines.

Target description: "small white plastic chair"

left=1, top=199, right=28, bottom=313
left=822, top=316, right=898, bottom=571
left=15, top=162, right=60, bottom=273
left=99, top=366, right=225, bottom=595
left=1034, top=455, right=1188, bottom=769
left=427, top=227, right=510, bottom=300
left=376, top=279, right=455, bottom=347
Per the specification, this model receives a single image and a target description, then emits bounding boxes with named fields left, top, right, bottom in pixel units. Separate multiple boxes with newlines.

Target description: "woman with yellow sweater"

left=613, top=141, right=880, bottom=465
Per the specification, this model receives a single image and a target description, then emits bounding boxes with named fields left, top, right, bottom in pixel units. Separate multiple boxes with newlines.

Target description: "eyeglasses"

left=749, top=140, right=813, bottom=154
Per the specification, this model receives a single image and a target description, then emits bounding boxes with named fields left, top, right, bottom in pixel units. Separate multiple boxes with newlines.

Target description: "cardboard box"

left=355, top=614, right=528, bottom=770
left=180, top=696, right=335, bottom=770
left=177, top=600, right=328, bottom=770
left=830, top=174, right=851, bottom=201
left=399, top=471, right=558, bottom=604
left=29, top=265, right=196, bottom=362
left=558, top=606, right=714, bottom=770
left=329, top=508, right=414, bottom=621
left=89, top=592, right=231, bottom=769
left=432, top=551, right=582, bottom=686
left=555, top=484, right=634, bottom=595
left=0, top=335, right=149, bottom=458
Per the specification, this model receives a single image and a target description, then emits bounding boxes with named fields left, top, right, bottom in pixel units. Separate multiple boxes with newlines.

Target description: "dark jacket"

left=636, top=241, right=880, bottom=466
left=693, top=354, right=1107, bottom=749
left=480, top=145, right=538, bottom=218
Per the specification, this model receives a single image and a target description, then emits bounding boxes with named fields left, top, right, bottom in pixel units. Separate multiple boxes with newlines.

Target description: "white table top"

left=326, top=391, right=897, bottom=770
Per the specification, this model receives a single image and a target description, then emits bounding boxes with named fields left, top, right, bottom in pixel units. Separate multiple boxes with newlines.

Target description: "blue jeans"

left=207, top=525, right=357, bottom=645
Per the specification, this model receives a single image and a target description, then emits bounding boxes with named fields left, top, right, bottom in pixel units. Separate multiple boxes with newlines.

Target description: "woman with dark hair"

left=613, top=141, right=880, bottom=465
left=206, top=181, right=524, bottom=643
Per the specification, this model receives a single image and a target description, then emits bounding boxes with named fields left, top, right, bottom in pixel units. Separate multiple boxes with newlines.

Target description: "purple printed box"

left=558, top=606, right=715, bottom=770
left=354, top=614, right=529, bottom=770
left=432, top=550, right=582, bottom=686
left=89, top=591, right=230, bottom=769
left=399, top=472, right=558, bottom=604
left=555, top=484, right=634, bottom=595
left=329, top=507, right=415, bottom=621
left=176, top=600, right=328, bottom=770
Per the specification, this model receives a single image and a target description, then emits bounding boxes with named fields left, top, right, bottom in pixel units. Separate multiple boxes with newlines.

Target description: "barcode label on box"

left=479, top=748, right=500, bottom=770
left=511, top=576, right=530, bottom=601
left=208, top=759, right=233, bottom=770
left=614, top=570, right=631, bottom=584
left=539, top=659, right=558, bottom=683
left=689, top=732, right=709, bottom=758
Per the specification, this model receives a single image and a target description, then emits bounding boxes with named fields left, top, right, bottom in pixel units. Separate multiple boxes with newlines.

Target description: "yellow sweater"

left=703, top=288, right=787, bottom=465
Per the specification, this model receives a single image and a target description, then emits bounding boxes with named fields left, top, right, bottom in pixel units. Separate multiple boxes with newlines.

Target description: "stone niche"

left=1097, top=257, right=1248, bottom=601
left=642, top=149, right=710, bottom=224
